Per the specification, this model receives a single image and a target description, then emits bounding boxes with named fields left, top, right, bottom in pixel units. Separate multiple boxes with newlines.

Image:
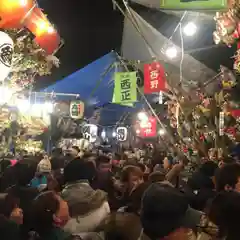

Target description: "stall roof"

left=121, top=7, right=220, bottom=94
left=42, top=52, right=143, bottom=126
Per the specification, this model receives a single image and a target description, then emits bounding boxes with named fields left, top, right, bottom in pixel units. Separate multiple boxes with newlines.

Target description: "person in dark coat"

left=186, top=161, right=217, bottom=211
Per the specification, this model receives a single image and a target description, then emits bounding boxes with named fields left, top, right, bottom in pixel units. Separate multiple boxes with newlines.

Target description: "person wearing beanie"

left=30, top=157, right=51, bottom=190
left=62, top=160, right=110, bottom=235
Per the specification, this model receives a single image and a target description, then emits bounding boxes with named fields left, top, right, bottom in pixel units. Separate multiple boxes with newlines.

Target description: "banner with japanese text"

left=112, top=72, right=137, bottom=105
left=112, top=94, right=133, bottom=107
left=159, top=0, right=227, bottom=10
left=136, top=117, right=157, bottom=138
left=144, top=62, right=166, bottom=94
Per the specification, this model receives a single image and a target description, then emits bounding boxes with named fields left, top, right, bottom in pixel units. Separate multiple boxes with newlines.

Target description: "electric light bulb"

left=137, top=112, right=148, bottom=121
left=165, top=47, right=177, bottom=59
left=183, top=22, right=197, bottom=37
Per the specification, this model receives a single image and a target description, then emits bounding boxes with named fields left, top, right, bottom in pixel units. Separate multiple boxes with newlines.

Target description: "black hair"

left=64, top=160, right=96, bottom=184
left=29, top=191, right=59, bottom=237
left=207, top=191, right=240, bottom=240
left=199, top=161, right=218, bottom=177
left=215, top=163, right=240, bottom=192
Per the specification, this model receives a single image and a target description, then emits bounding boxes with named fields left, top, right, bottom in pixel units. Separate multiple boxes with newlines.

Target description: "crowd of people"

left=0, top=146, right=239, bottom=240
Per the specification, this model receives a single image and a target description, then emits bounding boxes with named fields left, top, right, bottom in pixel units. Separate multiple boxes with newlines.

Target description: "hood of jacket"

left=61, top=180, right=107, bottom=217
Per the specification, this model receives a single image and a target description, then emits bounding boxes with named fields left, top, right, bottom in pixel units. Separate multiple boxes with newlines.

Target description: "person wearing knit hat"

left=37, top=157, right=52, bottom=173
left=30, top=157, right=51, bottom=190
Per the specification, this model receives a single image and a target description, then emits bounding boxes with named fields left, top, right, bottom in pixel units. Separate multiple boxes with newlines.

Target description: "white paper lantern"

left=0, top=31, right=14, bottom=81
left=82, top=124, right=98, bottom=143
left=116, top=127, right=127, bottom=141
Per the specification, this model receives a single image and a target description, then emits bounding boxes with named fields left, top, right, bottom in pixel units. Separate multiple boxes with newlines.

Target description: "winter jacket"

left=61, top=181, right=110, bottom=234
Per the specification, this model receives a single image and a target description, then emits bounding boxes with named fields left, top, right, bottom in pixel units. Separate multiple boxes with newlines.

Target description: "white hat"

left=37, top=158, right=51, bottom=173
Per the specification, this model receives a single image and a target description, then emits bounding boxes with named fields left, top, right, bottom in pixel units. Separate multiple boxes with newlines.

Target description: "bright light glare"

left=165, top=47, right=177, bottom=59
left=136, top=129, right=140, bottom=134
left=20, top=0, right=28, bottom=6
left=112, top=131, right=117, bottom=137
left=0, top=86, right=13, bottom=104
left=31, top=104, right=43, bottom=117
left=17, top=99, right=30, bottom=113
left=36, top=20, right=55, bottom=35
left=137, top=112, right=148, bottom=121
left=158, top=129, right=165, bottom=136
left=47, top=26, right=55, bottom=34
left=101, top=130, right=106, bottom=139
left=183, top=22, right=197, bottom=37
left=44, top=102, right=54, bottom=113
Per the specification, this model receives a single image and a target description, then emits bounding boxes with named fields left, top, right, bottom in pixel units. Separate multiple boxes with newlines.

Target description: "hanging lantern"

left=0, top=0, right=34, bottom=29
left=116, top=127, right=128, bottom=141
left=0, top=31, right=13, bottom=81
left=23, top=7, right=60, bottom=54
left=136, top=117, right=157, bottom=138
left=70, top=101, right=84, bottom=119
left=82, top=124, right=98, bottom=143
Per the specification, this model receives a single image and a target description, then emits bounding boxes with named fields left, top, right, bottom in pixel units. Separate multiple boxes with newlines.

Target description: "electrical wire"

left=179, top=23, right=184, bottom=84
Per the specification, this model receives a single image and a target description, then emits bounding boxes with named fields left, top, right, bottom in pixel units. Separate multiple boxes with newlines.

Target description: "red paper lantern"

left=24, top=7, right=60, bottom=54
left=136, top=117, right=157, bottom=138
left=0, top=0, right=34, bottom=29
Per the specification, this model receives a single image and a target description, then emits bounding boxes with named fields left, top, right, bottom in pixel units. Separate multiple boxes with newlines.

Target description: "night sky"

left=35, top=0, right=123, bottom=89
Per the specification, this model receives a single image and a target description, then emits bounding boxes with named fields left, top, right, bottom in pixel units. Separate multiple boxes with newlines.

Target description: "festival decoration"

left=213, top=8, right=240, bottom=72
left=0, top=0, right=34, bottom=29
left=81, top=124, right=98, bottom=143
left=4, top=28, right=60, bottom=90
left=135, top=117, right=157, bottom=138
left=144, top=61, right=166, bottom=94
left=159, top=0, right=227, bottom=10
left=112, top=72, right=137, bottom=105
left=116, top=127, right=128, bottom=141
left=70, top=100, right=84, bottom=119
left=0, top=31, right=13, bottom=81
left=23, top=7, right=60, bottom=54
left=219, top=111, right=224, bottom=136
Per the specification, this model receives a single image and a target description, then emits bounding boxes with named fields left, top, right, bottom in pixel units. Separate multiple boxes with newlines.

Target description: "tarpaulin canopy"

left=42, top=51, right=143, bottom=126
left=121, top=7, right=222, bottom=94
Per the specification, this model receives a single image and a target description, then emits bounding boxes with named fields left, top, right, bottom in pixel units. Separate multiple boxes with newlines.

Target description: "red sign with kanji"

left=144, top=62, right=166, bottom=94
left=136, top=117, right=157, bottom=138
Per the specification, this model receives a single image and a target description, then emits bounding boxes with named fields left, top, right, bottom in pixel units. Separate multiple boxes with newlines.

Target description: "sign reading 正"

left=113, top=72, right=137, bottom=105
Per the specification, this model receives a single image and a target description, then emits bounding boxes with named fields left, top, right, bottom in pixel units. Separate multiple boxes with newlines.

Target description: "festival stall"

left=0, top=0, right=62, bottom=154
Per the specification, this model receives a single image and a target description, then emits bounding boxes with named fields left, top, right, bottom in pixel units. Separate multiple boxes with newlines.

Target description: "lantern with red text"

left=0, top=0, right=34, bottom=29
left=144, top=62, right=166, bottom=94
left=24, top=7, right=60, bottom=54
left=135, top=117, right=157, bottom=138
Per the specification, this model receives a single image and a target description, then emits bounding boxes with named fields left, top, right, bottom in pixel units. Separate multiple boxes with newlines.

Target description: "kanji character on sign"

left=145, top=129, right=152, bottom=134
left=0, top=44, right=13, bottom=67
left=121, top=78, right=131, bottom=89
left=150, top=70, right=159, bottom=80
left=117, top=128, right=125, bottom=141
left=150, top=80, right=158, bottom=89
left=121, top=90, right=131, bottom=101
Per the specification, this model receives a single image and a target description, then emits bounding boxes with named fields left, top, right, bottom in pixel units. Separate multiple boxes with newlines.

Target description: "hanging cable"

left=179, top=23, right=184, bottom=84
